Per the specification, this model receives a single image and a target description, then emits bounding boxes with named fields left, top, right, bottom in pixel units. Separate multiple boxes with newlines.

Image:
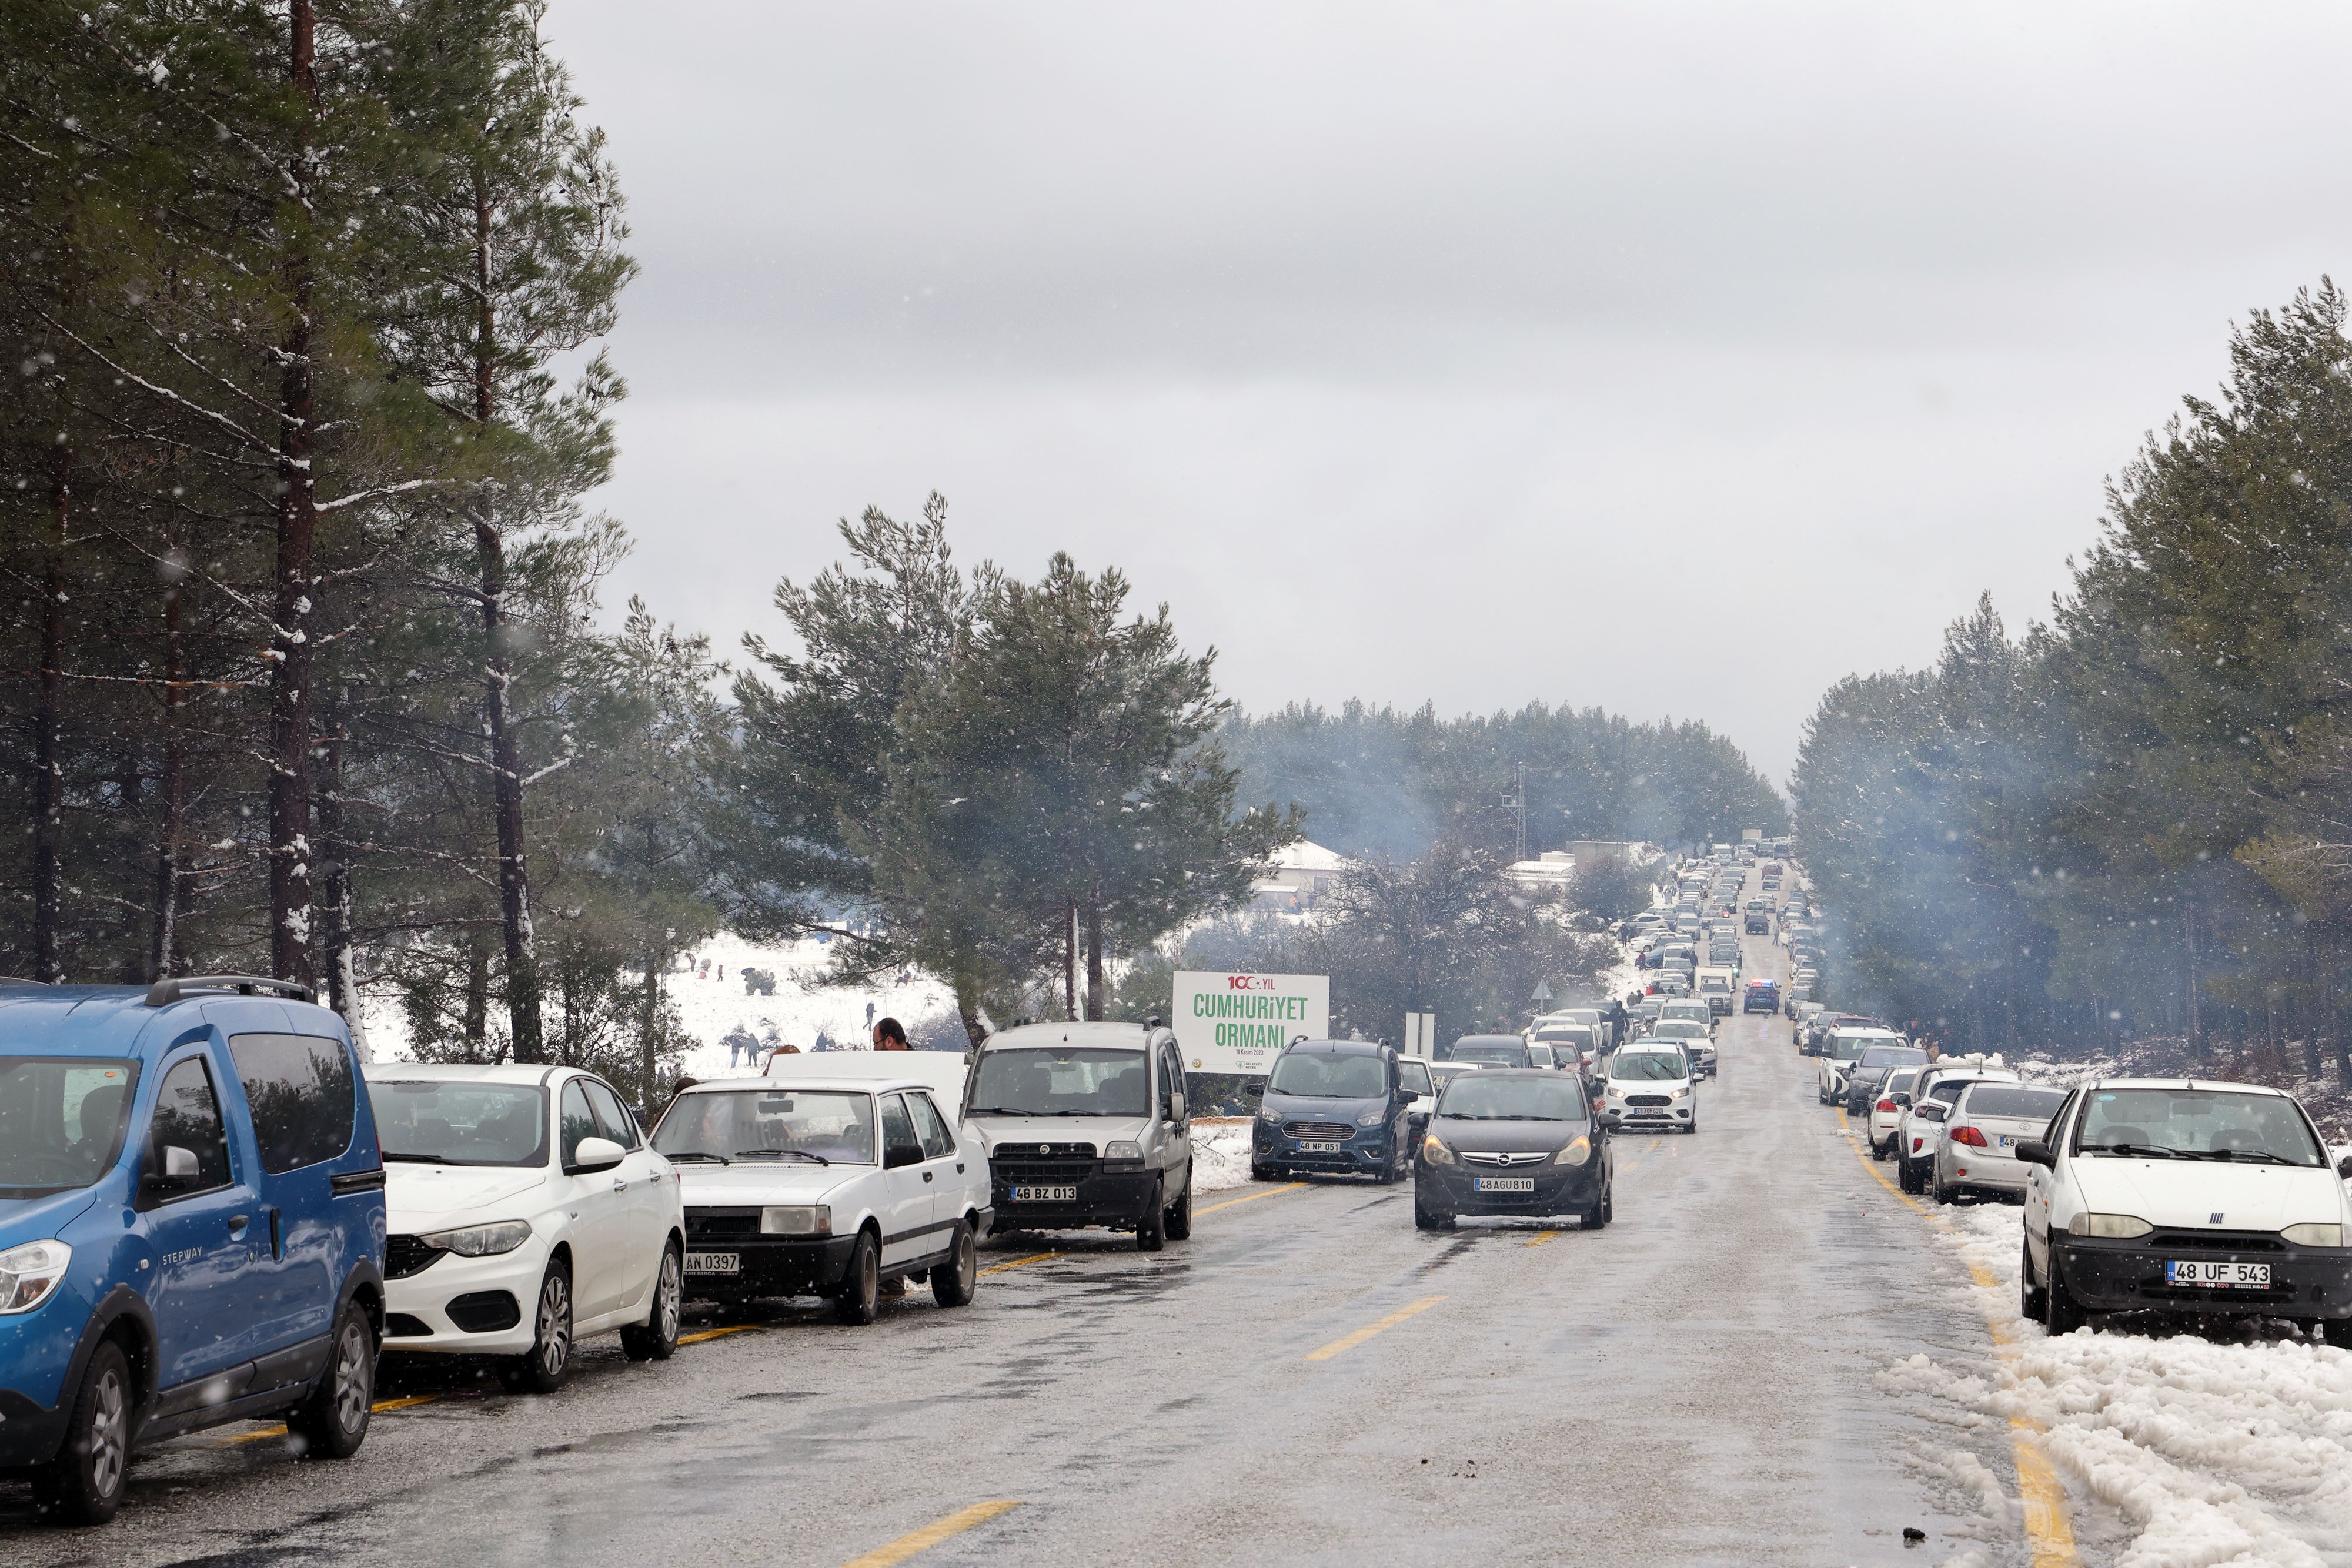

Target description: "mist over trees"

left=1793, top=283, right=2352, bottom=1076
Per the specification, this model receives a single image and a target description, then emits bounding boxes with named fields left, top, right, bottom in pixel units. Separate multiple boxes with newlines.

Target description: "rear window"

left=1859, top=1047, right=1927, bottom=1068
left=1962, top=1086, right=2067, bottom=1121
left=229, top=1033, right=356, bottom=1174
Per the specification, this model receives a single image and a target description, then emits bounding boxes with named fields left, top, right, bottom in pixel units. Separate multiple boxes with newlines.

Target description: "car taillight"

left=1950, top=1126, right=1988, bottom=1147
left=1875, top=1098, right=1897, bottom=1113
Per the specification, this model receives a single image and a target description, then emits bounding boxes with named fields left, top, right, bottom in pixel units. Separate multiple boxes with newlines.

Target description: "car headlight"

left=761, top=1205, right=831, bottom=1236
left=1421, top=1135, right=1455, bottom=1165
left=1104, top=1140, right=1143, bottom=1164
left=416, top=1219, right=533, bottom=1257
left=2282, top=1222, right=2345, bottom=1247
left=0, top=1240, right=71, bottom=1315
left=2070, top=1212, right=2153, bottom=1239
left=1355, top=1107, right=1387, bottom=1128
left=1553, top=1135, right=1592, bottom=1166
left=1256, top=1104, right=1280, bottom=1124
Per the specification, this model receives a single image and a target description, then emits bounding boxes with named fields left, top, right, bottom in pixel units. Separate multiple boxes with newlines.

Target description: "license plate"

left=1296, top=1141, right=1343, bottom=1153
left=1997, top=1135, right=2017, bottom=1148
left=2165, top=1259, right=2271, bottom=1288
left=1475, top=1176, right=1535, bottom=1192
left=684, top=1252, right=739, bottom=1275
left=1011, top=1185, right=1078, bottom=1202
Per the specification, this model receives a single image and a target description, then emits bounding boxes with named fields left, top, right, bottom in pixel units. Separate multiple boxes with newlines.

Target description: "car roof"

left=1452, top=1034, right=1526, bottom=1047
left=0, top=979, right=350, bottom=1057
left=681, top=1076, right=932, bottom=1096
left=1279, top=1038, right=1387, bottom=1057
left=981, top=1021, right=1154, bottom=1052
left=2081, top=1077, right=2293, bottom=1096
left=365, top=1062, right=583, bottom=1086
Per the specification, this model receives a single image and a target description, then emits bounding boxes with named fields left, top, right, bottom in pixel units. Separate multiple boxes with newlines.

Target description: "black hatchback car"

left=1414, top=1069, right=1612, bottom=1231
left=1250, top=1040, right=1415, bottom=1183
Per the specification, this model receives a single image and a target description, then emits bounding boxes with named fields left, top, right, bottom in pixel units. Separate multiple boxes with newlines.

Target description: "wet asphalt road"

left=0, top=920, right=2047, bottom=1567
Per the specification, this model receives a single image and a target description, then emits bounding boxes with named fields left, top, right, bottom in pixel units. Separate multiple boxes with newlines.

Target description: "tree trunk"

left=315, top=693, right=368, bottom=1058
left=32, top=443, right=68, bottom=982
left=1064, top=896, right=1079, bottom=1021
left=269, top=0, right=321, bottom=989
left=1084, top=887, right=1106, bottom=1021
left=462, top=935, right=490, bottom=1054
left=149, top=567, right=185, bottom=982
left=639, top=936, right=669, bottom=1101
left=956, top=973, right=989, bottom=1052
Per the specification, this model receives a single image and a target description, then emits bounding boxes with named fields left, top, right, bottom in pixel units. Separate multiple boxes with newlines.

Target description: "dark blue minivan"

left=0, top=976, right=387, bottom=1524
left=1248, top=1039, right=1416, bottom=1182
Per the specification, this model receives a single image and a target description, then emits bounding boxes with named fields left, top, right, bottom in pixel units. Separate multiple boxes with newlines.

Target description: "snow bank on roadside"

left=1881, top=1203, right=2352, bottom=1567
left=1191, top=1121, right=1255, bottom=1193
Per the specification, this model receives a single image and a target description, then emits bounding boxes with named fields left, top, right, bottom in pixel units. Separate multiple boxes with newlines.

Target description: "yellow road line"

left=216, top=1392, right=440, bottom=1446
left=679, top=1323, right=761, bottom=1345
left=837, top=1499, right=1021, bottom=1567
left=1197, top=1182, right=1306, bottom=1215
left=1836, top=1111, right=2076, bottom=1563
left=1524, top=1230, right=1561, bottom=1248
left=978, top=1251, right=1058, bottom=1276
left=1646, top=1138, right=1663, bottom=1151
left=1304, top=1293, right=1445, bottom=1362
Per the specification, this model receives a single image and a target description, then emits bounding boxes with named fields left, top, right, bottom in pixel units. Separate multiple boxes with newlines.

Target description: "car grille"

left=990, top=1142, right=1097, bottom=1160
left=1461, top=1151, right=1549, bottom=1168
left=2144, top=1230, right=2284, bottom=1253
left=686, top=1206, right=764, bottom=1241
left=1625, top=1094, right=1672, bottom=1108
left=385, top=1234, right=445, bottom=1279
left=1284, top=1121, right=1353, bottom=1140
left=993, top=1159, right=1100, bottom=1182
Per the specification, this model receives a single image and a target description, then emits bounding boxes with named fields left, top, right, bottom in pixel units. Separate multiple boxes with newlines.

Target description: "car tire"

left=503, top=1259, right=576, bottom=1393
left=1135, top=1179, right=1167, bottom=1252
left=1582, top=1183, right=1609, bottom=1231
left=1164, top=1167, right=1194, bottom=1241
left=2020, top=1236, right=2047, bottom=1321
left=621, top=1242, right=683, bottom=1361
left=930, top=1219, right=978, bottom=1308
left=1930, top=1175, right=1953, bottom=1205
left=1898, top=1152, right=1922, bottom=1195
left=35, top=1339, right=130, bottom=1525
left=2323, top=1318, right=2352, bottom=1351
left=289, top=1299, right=376, bottom=1458
left=834, top=1229, right=882, bottom=1325
left=1250, top=1161, right=1278, bottom=1183
left=1414, top=1193, right=1454, bottom=1231
left=2044, top=1251, right=2088, bottom=1336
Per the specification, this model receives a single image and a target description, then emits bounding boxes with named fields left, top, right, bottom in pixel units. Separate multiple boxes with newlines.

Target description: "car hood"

left=971, top=1114, right=1150, bottom=1149
left=0, top=1188, right=99, bottom=1249
left=673, top=1163, right=867, bottom=1206
left=1261, top=1092, right=1385, bottom=1122
left=2072, top=1158, right=2347, bottom=1231
left=1427, top=1118, right=1590, bottom=1154
left=385, top=1164, right=550, bottom=1221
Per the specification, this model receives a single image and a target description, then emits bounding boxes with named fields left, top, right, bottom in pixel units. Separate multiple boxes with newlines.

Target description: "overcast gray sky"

left=549, top=1, right=2352, bottom=785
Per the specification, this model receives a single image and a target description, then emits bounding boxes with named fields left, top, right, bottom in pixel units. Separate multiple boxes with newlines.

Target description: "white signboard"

left=1174, top=971, right=1331, bottom=1075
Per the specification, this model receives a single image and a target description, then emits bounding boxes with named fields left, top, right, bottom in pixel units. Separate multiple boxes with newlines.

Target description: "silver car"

left=1930, top=1081, right=2070, bottom=1203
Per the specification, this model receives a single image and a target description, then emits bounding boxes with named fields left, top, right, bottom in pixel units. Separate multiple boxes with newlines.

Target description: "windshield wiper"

left=734, top=1148, right=830, bottom=1163
left=2201, top=1148, right=2300, bottom=1165
left=664, top=1150, right=730, bottom=1164
left=2089, top=1142, right=2180, bottom=1158
left=382, top=1152, right=450, bottom=1164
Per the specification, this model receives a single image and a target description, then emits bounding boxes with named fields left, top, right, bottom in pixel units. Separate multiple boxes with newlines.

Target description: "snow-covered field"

left=1875, top=1162, right=2352, bottom=1567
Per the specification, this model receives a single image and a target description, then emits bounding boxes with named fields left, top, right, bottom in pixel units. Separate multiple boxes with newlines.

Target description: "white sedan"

left=366, top=1064, right=686, bottom=1392
left=653, top=1075, right=994, bottom=1325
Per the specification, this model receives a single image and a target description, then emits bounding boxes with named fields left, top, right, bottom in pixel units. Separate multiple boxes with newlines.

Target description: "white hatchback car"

left=1866, top=1066, right=1922, bottom=1158
left=654, top=1075, right=993, bottom=1324
left=366, top=1064, right=685, bottom=1392
left=2021, top=1078, right=2352, bottom=1340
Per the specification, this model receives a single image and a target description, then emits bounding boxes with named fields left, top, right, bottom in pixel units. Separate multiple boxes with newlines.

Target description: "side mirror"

left=1892, top=1094, right=1913, bottom=1108
left=2337, top=1154, right=2352, bottom=1180
left=1169, top=1093, right=1187, bottom=1122
left=571, top=1136, right=626, bottom=1174
left=1241, top=1080, right=1264, bottom=1099
left=1915, top=1103, right=1947, bottom=1124
left=886, top=1142, right=924, bottom=1170
left=2016, top=1138, right=2056, bottom=1169
left=144, top=1145, right=199, bottom=1193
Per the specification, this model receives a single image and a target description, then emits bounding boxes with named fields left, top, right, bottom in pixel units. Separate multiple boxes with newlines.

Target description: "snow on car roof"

left=363, top=1062, right=585, bottom=1085
left=685, top=1076, right=931, bottom=1096
left=2084, top=1077, right=2291, bottom=1097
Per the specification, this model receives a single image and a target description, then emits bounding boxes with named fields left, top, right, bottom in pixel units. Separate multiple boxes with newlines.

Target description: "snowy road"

left=1, top=925, right=2100, bottom=1567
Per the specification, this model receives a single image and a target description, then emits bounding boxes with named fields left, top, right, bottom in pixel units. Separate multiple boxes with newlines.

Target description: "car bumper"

left=1602, top=1104, right=1692, bottom=1129
left=383, top=1239, right=552, bottom=1355
left=990, top=1163, right=1160, bottom=1230
left=1254, top=1125, right=1392, bottom=1175
left=679, top=1233, right=863, bottom=1299
left=2053, top=1234, right=2352, bottom=1317
left=1939, top=1156, right=2030, bottom=1193
left=1417, top=1159, right=1602, bottom=1216
left=0, top=1387, right=69, bottom=1470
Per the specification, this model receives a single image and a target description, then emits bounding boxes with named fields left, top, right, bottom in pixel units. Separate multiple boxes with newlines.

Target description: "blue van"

left=0, top=976, right=387, bottom=1524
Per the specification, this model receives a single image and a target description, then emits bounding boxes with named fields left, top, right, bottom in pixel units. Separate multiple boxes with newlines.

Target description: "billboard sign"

left=1173, top=971, right=1331, bottom=1075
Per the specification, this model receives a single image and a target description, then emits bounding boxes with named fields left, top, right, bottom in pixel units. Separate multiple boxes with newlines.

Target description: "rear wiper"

left=664, top=1150, right=730, bottom=1164
left=735, top=1148, right=830, bottom=1164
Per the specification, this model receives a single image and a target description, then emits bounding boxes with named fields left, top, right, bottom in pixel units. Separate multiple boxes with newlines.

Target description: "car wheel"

left=1898, top=1152, right=1921, bottom=1195
left=930, top=1219, right=978, bottom=1308
left=1164, top=1166, right=1194, bottom=1240
left=1135, top=1178, right=1167, bottom=1252
left=1250, top=1161, right=1278, bottom=1183
left=2020, top=1235, right=2047, bottom=1320
left=834, top=1229, right=881, bottom=1325
left=2044, top=1251, right=2088, bottom=1335
left=289, top=1299, right=376, bottom=1458
left=1582, top=1183, right=1609, bottom=1231
left=1414, top=1192, right=1454, bottom=1231
left=35, top=1339, right=129, bottom=1525
left=622, top=1242, right=683, bottom=1361
left=503, top=1260, right=576, bottom=1393
left=2324, top=1318, right=2352, bottom=1351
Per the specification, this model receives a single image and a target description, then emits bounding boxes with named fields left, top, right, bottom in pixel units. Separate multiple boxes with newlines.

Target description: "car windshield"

left=1828, top=1034, right=1879, bottom=1061
left=1268, top=1051, right=1388, bottom=1098
left=1858, top=1047, right=1928, bottom=1069
left=2075, top=1088, right=2326, bottom=1165
left=0, top=1057, right=138, bottom=1196
left=969, top=1048, right=1149, bottom=1116
left=1611, top=1052, right=1688, bottom=1082
left=1960, top=1086, right=2067, bottom=1122
left=1437, top=1074, right=1590, bottom=1121
left=1451, top=1045, right=1526, bottom=1065
left=375, top=1080, right=547, bottom=1166
left=654, top=1089, right=877, bottom=1164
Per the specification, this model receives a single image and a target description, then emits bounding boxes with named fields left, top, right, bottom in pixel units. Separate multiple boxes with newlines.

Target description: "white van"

left=1695, top=967, right=1736, bottom=1017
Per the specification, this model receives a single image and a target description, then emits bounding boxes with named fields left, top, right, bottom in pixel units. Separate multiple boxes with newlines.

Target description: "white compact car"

left=366, top=1064, right=685, bottom=1392
left=2020, top=1078, right=2352, bottom=1340
left=1816, top=1027, right=1904, bottom=1105
left=1603, top=1045, right=1698, bottom=1133
left=654, top=1075, right=993, bottom=1323
left=1866, top=1066, right=1923, bottom=1158
left=1646, top=1019, right=1716, bottom=1078
left=1928, top=1081, right=2070, bottom=1202
left=1896, top=1064, right=2020, bottom=1195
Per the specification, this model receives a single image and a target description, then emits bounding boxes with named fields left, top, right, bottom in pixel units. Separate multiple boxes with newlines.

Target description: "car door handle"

left=228, top=1214, right=249, bottom=1231
left=921, top=1171, right=934, bottom=1182
left=956, top=1163, right=965, bottom=1174
left=613, top=1177, right=629, bottom=1191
